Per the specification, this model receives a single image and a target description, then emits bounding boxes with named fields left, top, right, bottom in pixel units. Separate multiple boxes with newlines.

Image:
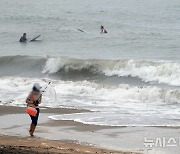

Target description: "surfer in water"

left=26, top=83, right=42, bottom=136
left=19, top=33, right=27, bottom=42
left=100, top=25, right=107, bottom=34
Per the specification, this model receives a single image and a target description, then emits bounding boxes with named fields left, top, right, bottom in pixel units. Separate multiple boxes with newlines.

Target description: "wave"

left=0, top=55, right=180, bottom=86
left=42, top=57, right=180, bottom=86
left=0, top=76, right=180, bottom=106
left=0, top=55, right=46, bottom=77
left=0, top=76, right=179, bottom=126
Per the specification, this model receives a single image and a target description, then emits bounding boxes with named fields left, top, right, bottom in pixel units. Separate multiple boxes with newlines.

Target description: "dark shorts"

left=30, top=108, right=40, bottom=126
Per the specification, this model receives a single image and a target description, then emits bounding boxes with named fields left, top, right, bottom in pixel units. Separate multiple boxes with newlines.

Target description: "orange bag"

left=26, top=107, right=37, bottom=116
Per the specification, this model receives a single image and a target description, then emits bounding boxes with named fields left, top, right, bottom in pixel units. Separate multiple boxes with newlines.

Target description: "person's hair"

left=23, top=33, right=26, bottom=35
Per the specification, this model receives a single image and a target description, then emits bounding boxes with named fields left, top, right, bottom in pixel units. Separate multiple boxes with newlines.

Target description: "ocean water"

left=0, top=0, right=180, bottom=126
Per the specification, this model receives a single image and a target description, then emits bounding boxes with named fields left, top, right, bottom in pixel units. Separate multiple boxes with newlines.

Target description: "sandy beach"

left=1, top=105, right=180, bottom=154
left=0, top=135, right=124, bottom=154
left=0, top=105, right=139, bottom=154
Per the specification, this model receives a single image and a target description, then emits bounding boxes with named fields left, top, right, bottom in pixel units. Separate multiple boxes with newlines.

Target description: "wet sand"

left=0, top=105, right=138, bottom=154
left=0, top=105, right=87, bottom=116
left=1, top=105, right=180, bottom=154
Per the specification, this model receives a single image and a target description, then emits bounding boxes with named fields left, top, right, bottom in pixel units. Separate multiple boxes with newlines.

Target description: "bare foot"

left=29, top=130, right=34, bottom=137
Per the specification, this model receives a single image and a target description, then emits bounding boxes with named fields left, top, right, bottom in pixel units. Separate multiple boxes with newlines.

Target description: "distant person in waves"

left=100, top=25, right=107, bottom=34
left=26, top=83, right=42, bottom=136
left=19, top=33, right=27, bottom=42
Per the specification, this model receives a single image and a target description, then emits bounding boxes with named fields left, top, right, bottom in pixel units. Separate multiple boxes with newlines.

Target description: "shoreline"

left=1, top=105, right=180, bottom=154
left=0, top=105, right=138, bottom=154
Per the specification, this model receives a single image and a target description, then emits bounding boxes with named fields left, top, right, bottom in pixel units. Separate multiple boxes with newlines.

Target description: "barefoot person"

left=100, top=25, right=108, bottom=34
left=26, top=83, right=42, bottom=136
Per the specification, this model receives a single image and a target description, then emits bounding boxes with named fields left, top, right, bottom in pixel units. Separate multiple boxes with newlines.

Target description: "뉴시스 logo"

left=144, top=137, right=180, bottom=148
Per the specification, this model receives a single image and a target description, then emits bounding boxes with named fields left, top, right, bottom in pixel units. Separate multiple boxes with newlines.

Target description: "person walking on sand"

left=100, top=25, right=107, bottom=34
left=26, top=83, right=42, bottom=136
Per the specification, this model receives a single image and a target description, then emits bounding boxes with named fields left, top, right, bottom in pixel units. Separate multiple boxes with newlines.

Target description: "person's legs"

left=29, top=108, right=40, bottom=136
left=29, top=123, right=35, bottom=136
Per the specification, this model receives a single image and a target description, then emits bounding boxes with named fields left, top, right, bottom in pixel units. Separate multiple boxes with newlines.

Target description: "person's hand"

left=33, top=100, right=39, bottom=106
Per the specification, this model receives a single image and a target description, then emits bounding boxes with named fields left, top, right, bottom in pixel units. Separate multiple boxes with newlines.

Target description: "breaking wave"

left=43, top=57, right=180, bottom=86
left=0, top=77, right=180, bottom=106
left=0, top=76, right=179, bottom=126
left=0, top=55, right=180, bottom=86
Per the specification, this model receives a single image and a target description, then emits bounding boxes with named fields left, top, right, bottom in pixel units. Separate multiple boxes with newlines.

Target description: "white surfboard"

left=29, top=35, right=41, bottom=42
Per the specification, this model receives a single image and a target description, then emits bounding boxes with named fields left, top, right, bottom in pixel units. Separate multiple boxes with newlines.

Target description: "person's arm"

left=26, top=93, right=34, bottom=106
left=19, top=37, right=22, bottom=42
left=104, top=29, right=107, bottom=33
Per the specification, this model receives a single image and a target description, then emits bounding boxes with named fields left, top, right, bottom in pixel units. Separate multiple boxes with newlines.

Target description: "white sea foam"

left=0, top=76, right=180, bottom=126
left=42, top=58, right=180, bottom=86
left=103, top=59, right=180, bottom=86
left=0, top=76, right=180, bottom=106
left=42, top=57, right=64, bottom=74
left=49, top=110, right=180, bottom=126
left=0, top=56, right=179, bottom=86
